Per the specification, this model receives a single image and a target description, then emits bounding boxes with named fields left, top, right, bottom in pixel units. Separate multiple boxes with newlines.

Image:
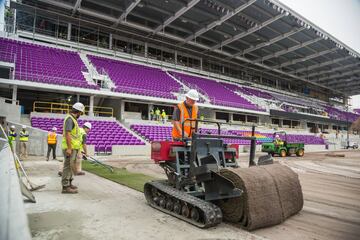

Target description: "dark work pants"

left=47, top=144, right=57, bottom=159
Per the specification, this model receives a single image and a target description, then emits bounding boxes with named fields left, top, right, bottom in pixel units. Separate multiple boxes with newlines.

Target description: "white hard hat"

left=10, top=125, right=15, bottom=129
left=275, top=134, right=280, bottom=138
left=52, top=127, right=57, bottom=131
left=22, top=125, right=26, bottom=129
left=72, top=102, right=85, bottom=112
left=83, top=122, right=92, bottom=129
left=185, top=89, right=199, bottom=101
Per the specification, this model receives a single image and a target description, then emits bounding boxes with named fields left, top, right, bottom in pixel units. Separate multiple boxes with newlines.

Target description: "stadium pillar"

left=174, top=51, right=177, bottom=64
left=148, top=104, right=153, bottom=120
left=67, top=23, right=71, bottom=41
left=144, top=42, right=148, bottom=58
left=89, top=95, right=94, bottom=117
left=200, top=58, right=203, bottom=70
left=12, top=85, right=17, bottom=105
left=120, top=100, right=125, bottom=121
left=76, top=94, right=80, bottom=102
left=229, top=113, right=233, bottom=123
left=109, top=33, right=113, bottom=50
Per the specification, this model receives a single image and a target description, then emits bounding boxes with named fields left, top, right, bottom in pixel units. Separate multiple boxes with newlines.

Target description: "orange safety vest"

left=47, top=132, right=57, bottom=144
left=172, top=102, right=198, bottom=139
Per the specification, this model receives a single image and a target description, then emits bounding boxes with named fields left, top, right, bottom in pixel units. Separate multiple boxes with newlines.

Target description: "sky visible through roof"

left=278, top=0, right=360, bottom=108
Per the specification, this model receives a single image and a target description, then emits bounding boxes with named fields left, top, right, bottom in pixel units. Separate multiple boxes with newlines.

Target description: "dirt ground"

left=24, top=150, right=360, bottom=240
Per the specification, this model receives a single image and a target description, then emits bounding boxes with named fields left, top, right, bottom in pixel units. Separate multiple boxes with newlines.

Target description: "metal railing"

left=32, top=101, right=114, bottom=117
left=84, top=105, right=113, bottom=117
left=33, top=101, right=70, bottom=114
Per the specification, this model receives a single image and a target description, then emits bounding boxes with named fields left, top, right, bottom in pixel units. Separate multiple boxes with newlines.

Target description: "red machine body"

left=225, top=144, right=239, bottom=159
left=151, top=141, right=239, bottom=164
left=151, top=141, right=184, bottom=163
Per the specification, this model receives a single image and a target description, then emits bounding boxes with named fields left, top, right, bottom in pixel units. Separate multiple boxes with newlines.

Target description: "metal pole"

left=249, top=125, right=256, bottom=166
left=346, top=104, right=350, bottom=147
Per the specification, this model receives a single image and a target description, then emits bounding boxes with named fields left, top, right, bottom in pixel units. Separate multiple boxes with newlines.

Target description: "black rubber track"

left=144, top=180, right=222, bottom=228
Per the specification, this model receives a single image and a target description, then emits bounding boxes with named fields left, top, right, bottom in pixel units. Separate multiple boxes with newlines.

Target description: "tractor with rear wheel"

left=261, top=131, right=305, bottom=157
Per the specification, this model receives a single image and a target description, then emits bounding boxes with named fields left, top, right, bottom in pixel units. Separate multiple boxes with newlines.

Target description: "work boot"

left=61, top=186, right=78, bottom=194
left=69, top=180, right=78, bottom=190
left=76, top=171, right=85, bottom=176
left=46, top=158, right=49, bottom=161
left=58, top=171, right=62, bottom=177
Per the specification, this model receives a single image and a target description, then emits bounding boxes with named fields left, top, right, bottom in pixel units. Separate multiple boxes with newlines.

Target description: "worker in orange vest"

left=172, top=89, right=200, bottom=141
left=47, top=127, right=58, bottom=161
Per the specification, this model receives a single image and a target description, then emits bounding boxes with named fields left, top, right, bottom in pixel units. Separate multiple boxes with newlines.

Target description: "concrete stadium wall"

left=112, top=145, right=151, bottom=156
left=0, top=98, right=21, bottom=123
left=305, top=144, right=327, bottom=152
left=0, top=134, right=31, bottom=240
left=238, top=144, right=326, bottom=153
left=7, top=121, right=95, bottom=157
left=8, top=121, right=63, bottom=157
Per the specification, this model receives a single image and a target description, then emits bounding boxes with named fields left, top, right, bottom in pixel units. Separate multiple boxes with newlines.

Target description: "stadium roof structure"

left=16, top=0, right=360, bottom=96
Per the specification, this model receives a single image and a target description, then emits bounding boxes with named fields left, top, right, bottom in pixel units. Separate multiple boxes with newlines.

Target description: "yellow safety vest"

left=8, top=130, right=16, bottom=142
left=275, top=139, right=284, bottom=146
left=19, top=131, right=29, bottom=142
left=61, top=114, right=81, bottom=150
left=47, top=132, right=57, bottom=144
left=79, top=128, right=86, bottom=149
left=172, top=102, right=198, bottom=139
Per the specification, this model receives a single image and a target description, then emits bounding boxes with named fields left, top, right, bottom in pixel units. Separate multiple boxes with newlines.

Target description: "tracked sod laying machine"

left=144, top=120, right=303, bottom=230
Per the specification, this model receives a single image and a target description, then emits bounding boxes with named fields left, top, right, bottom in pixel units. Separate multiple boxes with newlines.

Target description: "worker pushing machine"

left=74, top=122, right=92, bottom=176
left=61, top=102, right=85, bottom=194
left=47, top=127, right=58, bottom=161
left=172, top=89, right=200, bottom=141
left=19, top=125, right=29, bottom=159
left=8, top=125, right=17, bottom=152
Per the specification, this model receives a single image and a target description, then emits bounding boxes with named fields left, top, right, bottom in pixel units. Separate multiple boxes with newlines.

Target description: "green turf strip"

left=82, top=161, right=157, bottom=192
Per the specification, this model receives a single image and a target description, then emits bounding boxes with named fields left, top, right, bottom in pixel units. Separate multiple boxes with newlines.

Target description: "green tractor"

left=261, top=131, right=305, bottom=157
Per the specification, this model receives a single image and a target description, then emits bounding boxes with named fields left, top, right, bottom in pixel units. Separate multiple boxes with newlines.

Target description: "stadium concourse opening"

left=0, top=0, right=360, bottom=239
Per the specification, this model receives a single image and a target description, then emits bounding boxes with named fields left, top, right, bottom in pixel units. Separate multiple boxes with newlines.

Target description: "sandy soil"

left=24, top=150, right=360, bottom=240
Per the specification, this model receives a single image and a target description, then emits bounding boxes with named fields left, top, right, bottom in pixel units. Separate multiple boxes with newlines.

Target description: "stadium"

left=0, top=0, right=359, bottom=239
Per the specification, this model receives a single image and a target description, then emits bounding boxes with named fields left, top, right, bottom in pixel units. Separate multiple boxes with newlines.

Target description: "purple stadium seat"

left=31, top=117, right=145, bottom=153
left=0, top=37, right=99, bottom=90
left=88, top=55, right=180, bottom=99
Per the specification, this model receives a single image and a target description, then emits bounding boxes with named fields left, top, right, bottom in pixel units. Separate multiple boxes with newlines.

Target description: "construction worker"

left=155, top=108, right=161, bottom=121
left=150, top=108, right=154, bottom=120
left=74, top=122, right=92, bottom=176
left=46, top=127, right=58, bottom=161
left=161, top=109, right=167, bottom=124
left=61, top=102, right=85, bottom=194
left=19, top=125, right=29, bottom=159
left=172, top=89, right=200, bottom=141
left=274, top=134, right=284, bottom=146
left=8, top=125, right=17, bottom=151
